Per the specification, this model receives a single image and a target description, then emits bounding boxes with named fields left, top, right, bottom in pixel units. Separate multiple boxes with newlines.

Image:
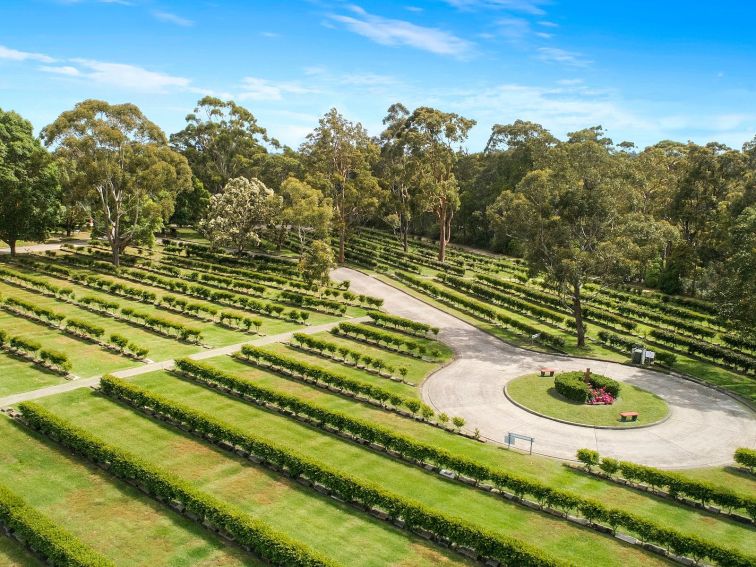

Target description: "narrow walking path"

left=0, top=318, right=366, bottom=407
left=332, top=267, right=756, bottom=469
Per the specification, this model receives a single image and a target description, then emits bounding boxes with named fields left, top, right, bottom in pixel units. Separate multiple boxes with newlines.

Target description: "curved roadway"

left=332, top=267, right=756, bottom=469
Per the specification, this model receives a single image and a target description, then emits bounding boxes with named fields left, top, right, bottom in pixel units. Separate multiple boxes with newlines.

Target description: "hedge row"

left=334, top=322, right=438, bottom=359
left=439, top=274, right=566, bottom=326
left=595, top=331, right=677, bottom=367
left=97, top=376, right=559, bottom=567
left=367, top=311, right=437, bottom=337
left=17, top=402, right=335, bottom=567
left=238, top=345, right=416, bottom=412
left=394, top=272, right=566, bottom=349
left=0, top=330, right=71, bottom=374
left=591, top=455, right=755, bottom=521
left=4, top=296, right=66, bottom=326
left=0, top=265, right=76, bottom=300
left=734, top=448, right=756, bottom=474
left=290, top=333, right=406, bottom=381
left=279, top=290, right=347, bottom=315
left=120, top=307, right=202, bottom=343
left=649, top=329, right=755, bottom=373
left=0, top=482, right=113, bottom=566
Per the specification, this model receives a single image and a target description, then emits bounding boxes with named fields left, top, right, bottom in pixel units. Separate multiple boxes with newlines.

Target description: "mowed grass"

left=0, top=534, right=40, bottom=566
left=506, top=374, right=670, bottom=427
left=0, top=416, right=253, bottom=566
left=0, top=353, right=65, bottom=397
left=202, top=356, right=756, bottom=552
left=35, top=390, right=469, bottom=567
left=118, top=369, right=673, bottom=566
left=260, top=343, right=418, bottom=399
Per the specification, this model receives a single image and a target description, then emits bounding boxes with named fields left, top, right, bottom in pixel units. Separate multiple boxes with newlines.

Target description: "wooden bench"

left=539, top=367, right=557, bottom=377
left=620, top=411, right=639, bottom=422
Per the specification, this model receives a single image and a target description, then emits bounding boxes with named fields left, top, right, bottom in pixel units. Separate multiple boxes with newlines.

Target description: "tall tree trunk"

left=438, top=208, right=447, bottom=262
left=400, top=212, right=409, bottom=253
left=9, top=240, right=16, bottom=257
left=111, top=242, right=120, bottom=267
left=572, top=281, right=585, bottom=347
left=338, top=226, right=346, bottom=264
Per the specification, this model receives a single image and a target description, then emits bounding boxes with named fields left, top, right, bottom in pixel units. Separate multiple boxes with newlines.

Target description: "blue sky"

left=1, top=0, right=754, bottom=151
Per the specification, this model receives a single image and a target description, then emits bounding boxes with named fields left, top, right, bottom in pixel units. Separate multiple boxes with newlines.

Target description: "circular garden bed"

left=505, top=373, right=669, bottom=428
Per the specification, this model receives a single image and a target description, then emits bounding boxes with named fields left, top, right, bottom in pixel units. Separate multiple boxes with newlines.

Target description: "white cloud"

left=0, top=45, right=55, bottom=63
left=39, top=65, right=80, bottom=76
left=537, top=47, right=591, bottom=67
left=238, top=77, right=316, bottom=101
left=70, top=59, right=191, bottom=92
left=260, top=31, right=279, bottom=38
left=445, top=0, right=547, bottom=15
left=496, top=17, right=532, bottom=42
left=329, top=6, right=473, bottom=58
left=152, top=10, right=193, bottom=27
left=538, top=20, right=559, bottom=27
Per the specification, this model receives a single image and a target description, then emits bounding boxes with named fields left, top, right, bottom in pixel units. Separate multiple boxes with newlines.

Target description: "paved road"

left=0, top=318, right=365, bottom=407
left=332, top=267, right=756, bottom=469
left=0, top=240, right=88, bottom=255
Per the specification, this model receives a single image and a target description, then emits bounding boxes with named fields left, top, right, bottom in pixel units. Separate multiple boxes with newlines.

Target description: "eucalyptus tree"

left=199, top=176, right=281, bottom=253
left=170, top=96, right=276, bottom=194
left=395, top=106, right=475, bottom=262
left=42, top=99, right=192, bottom=266
left=378, top=103, right=415, bottom=252
left=488, top=137, right=635, bottom=347
left=298, top=239, right=335, bottom=286
left=0, top=108, right=60, bottom=255
left=300, top=108, right=382, bottom=263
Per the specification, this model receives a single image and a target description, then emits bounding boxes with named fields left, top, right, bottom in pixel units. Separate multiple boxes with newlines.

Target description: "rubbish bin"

left=631, top=347, right=644, bottom=364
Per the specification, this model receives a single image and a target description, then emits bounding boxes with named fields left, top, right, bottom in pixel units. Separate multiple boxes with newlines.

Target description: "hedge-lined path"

left=0, top=317, right=368, bottom=407
left=332, top=267, right=756, bottom=469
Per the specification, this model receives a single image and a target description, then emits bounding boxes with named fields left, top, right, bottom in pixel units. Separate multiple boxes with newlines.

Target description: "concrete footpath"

left=332, top=268, right=756, bottom=469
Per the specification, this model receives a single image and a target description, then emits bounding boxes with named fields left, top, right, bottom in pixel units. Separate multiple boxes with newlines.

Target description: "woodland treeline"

left=0, top=97, right=753, bottom=338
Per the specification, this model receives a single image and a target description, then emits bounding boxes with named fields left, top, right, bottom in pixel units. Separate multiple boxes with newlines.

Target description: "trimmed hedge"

left=333, top=322, right=433, bottom=359
left=17, top=402, right=336, bottom=567
left=0, top=482, right=113, bottom=566
left=554, top=373, right=590, bottom=402
left=733, top=448, right=756, bottom=475
left=174, top=359, right=755, bottom=567
left=367, top=311, right=438, bottom=336
left=290, top=333, right=401, bottom=379
left=97, top=376, right=561, bottom=567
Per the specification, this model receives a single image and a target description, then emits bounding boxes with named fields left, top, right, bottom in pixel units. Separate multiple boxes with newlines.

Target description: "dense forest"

left=1, top=97, right=754, bottom=341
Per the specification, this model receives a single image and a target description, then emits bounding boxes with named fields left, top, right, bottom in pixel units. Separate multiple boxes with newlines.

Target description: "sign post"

left=505, top=432, right=535, bottom=454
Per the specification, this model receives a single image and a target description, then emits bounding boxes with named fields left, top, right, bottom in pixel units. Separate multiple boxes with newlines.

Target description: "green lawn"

left=0, top=352, right=66, bottom=397
left=201, top=355, right=756, bottom=550
left=0, top=416, right=252, bottom=566
left=103, top=369, right=683, bottom=566
left=0, top=534, right=40, bottom=566
left=35, top=389, right=469, bottom=567
left=506, top=373, right=670, bottom=427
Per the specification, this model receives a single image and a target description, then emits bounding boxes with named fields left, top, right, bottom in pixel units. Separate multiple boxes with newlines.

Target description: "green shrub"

left=734, top=448, right=756, bottom=475
left=576, top=449, right=599, bottom=470
left=554, top=373, right=590, bottom=402
left=598, top=457, right=619, bottom=477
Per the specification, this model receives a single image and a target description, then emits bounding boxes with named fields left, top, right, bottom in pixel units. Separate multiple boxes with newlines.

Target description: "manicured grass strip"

left=205, top=355, right=756, bottom=552
left=16, top=402, right=336, bottom=567
left=0, top=352, right=64, bottom=397
left=172, top=359, right=754, bottom=566
left=0, top=482, right=113, bottom=567
left=98, top=375, right=563, bottom=567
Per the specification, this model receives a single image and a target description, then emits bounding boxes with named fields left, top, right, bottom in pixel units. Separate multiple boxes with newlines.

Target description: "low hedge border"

left=172, top=358, right=753, bottom=567
left=0, top=481, right=114, bottom=566
left=96, top=375, right=563, bottom=567
left=333, top=322, right=440, bottom=360
left=734, top=448, right=756, bottom=475
left=15, top=402, right=336, bottom=567
left=366, top=311, right=438, bottom=337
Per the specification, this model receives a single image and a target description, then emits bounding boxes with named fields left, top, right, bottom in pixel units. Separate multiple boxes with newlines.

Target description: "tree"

left=712, top=206, right=756, bottom=339
left=300, top=108, right=382, bottom=263
left=42, top=100, right=191, bottom=266
left=298, top=239, right=335, bottom=286
left=274, top=177, right=332, bottom=254
left=170, top=97, right=276, bottom=194
left=0, top=108, right=60, bottom=255
left=378, top=103, right=416, bottom=252
left=394, top=107, right=475, bottom=261
left=199, top=176, right=280, bottom=253
left=170, top=176, right=210, bottom=226
left=488, top=137, right=640, bottom=347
